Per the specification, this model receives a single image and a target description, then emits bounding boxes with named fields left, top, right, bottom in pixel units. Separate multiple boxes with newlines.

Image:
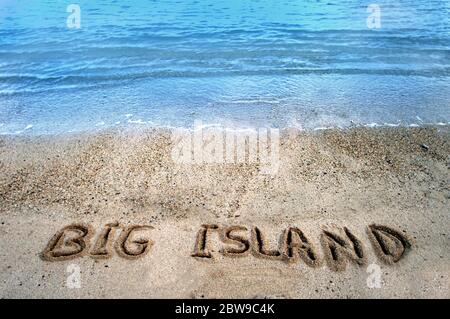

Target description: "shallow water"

left=0, top=0, right=449, bottom=134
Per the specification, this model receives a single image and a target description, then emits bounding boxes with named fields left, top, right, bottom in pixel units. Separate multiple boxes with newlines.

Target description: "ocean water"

left=0, top=0, right=449, bottom=134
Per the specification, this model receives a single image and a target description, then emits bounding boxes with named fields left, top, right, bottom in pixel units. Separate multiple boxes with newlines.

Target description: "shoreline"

left=1, top=121, right=449, bottom=138
left=0, top=125, right=448, bottom=298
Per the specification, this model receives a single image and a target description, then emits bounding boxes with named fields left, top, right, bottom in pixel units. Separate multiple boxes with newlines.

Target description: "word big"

left=41, top=223, right=152, bottom=261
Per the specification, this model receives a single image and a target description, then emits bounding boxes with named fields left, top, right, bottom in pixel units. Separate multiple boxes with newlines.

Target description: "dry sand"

left=0, top=126, right=449, bottom=298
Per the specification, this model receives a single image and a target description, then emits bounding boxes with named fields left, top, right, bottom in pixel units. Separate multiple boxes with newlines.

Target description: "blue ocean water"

left=0, top=0, right=449, bottom=134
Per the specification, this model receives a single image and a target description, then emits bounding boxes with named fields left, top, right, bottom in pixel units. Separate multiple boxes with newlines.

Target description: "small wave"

left=1, top=67, right=449, bottom=96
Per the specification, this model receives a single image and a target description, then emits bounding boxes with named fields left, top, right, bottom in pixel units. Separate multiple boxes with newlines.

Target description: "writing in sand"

left=41, top=223, right=412, bottom=271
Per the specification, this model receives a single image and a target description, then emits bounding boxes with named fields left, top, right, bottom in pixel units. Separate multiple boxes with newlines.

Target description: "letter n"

left=320, top=227, right=367, bottom=271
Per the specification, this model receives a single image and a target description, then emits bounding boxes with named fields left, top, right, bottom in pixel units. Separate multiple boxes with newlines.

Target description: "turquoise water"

left=0, top=0, right=449, bottom=134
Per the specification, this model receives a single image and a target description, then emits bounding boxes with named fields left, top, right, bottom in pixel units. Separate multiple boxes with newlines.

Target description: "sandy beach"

left=0, top=126, right=448, bottom=298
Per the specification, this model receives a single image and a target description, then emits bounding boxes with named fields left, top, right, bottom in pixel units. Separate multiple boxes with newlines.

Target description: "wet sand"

left=0, top=126, right=448, bottom=298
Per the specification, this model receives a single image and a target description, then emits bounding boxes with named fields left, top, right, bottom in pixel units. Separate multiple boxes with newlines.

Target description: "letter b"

left=41, top=224, right=92, bottom=261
